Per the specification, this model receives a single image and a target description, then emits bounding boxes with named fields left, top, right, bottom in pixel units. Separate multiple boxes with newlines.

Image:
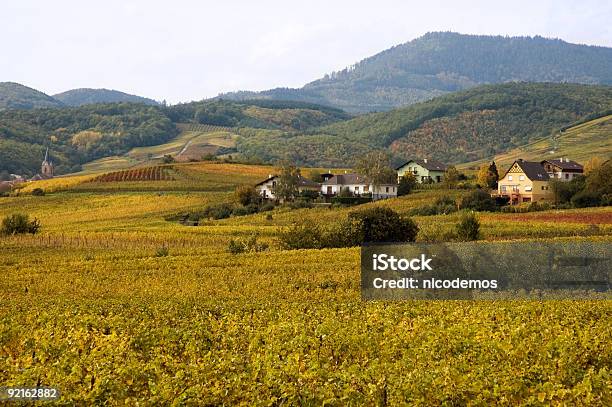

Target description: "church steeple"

left=41, top=148, right=54, bottom=178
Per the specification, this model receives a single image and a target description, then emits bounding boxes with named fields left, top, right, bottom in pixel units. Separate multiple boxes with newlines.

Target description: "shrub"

left=410, top=196, right=457, bottom=216
left=31, top=188, right=45, bottom=196
left=235, top=185, right=260, bottom=206
left=1, top=213, right=41, bottom=235
left=265, top=213, right=273, bottom=221
left=460, top=190, right=497, bottom=212
left=288, top=199, right=313, bottom=209
left=277, top=223, right=323, bottom=250
left=348, top=207, right=419, bottom=243
left=338, top=187, right=354, bottom=197
left=398, top=175, right=416, bottom=196
left=571, top=190, right=602, bottom=208
left=456, top=212, right=480, bottom=241
left=155, top=246, right=169, bottom=257
left=228, top=234, right=269, bottom=254
left=162, top=154, right=175, bottom=164
left=331, top=196, right=372, bottom=206
left=298, top=189, right=320, bottom=200
left=202, top=203, right=233, bottom=220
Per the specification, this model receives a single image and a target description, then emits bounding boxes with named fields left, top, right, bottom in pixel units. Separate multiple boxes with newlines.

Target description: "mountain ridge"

left=220, top=32, right=612, bottom=112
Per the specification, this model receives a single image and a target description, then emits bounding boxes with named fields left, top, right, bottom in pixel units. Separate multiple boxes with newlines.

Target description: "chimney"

left=268, top=174, right=273, bottom=179
left=423, top=158, right=428, bottom=163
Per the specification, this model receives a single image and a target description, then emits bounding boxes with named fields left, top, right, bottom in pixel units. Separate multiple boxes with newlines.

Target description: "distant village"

left=255, top=157, right=585, bottom=205
left=1, top=147, right=591, bottom=207
left=0, top=148, right=55, bottom=194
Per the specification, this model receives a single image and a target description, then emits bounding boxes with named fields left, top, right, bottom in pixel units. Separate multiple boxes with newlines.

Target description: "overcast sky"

left=2, top=0, right=611, bottom=103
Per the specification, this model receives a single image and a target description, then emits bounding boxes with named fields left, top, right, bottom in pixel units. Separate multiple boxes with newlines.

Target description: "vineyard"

left=87, top=166, right=174, bottom=183
left=1, top=166, right=611, bottom=404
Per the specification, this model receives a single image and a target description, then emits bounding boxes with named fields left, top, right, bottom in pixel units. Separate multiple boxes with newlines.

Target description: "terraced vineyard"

left=1, top=163, right=611, bottom=404
left=88, top=166, right=174, bottom=182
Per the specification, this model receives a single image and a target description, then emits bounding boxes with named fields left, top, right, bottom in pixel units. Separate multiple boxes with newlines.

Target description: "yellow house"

left=497, top=159, right=552, bottom=204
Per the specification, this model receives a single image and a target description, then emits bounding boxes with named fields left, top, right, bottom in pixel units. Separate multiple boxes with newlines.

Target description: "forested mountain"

left=54, top=88, right=159, bottom=107
left=0, top=99, right=349, bottom=175
left=236, top=83, right=612, bottom=167
left=0, top=82, right=64, bottom=111
left=221, top=32, right=612, bottom=112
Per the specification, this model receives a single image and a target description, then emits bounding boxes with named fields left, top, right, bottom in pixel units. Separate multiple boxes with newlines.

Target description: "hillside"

left=236, top=83, right=612, bottom=167
left=0, top=82, right=64, bottom=111
left=53, top=88, right=159, bottom=106
left=221, top=32, right=612, bottom=112
left=459, top=114, right=612, bottom=170
left=0, top=99, right=349, bottom=175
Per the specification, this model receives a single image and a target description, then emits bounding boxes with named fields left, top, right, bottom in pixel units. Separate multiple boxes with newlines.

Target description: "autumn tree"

left=584, top=156, right=604, bottom=175
left=477, top=161, right=499, bottom=189
left=275, top=162, right=301, bottom=201
left=355, top=151, right=396, bottom=198
left=443, top=166, right=460, bottom=189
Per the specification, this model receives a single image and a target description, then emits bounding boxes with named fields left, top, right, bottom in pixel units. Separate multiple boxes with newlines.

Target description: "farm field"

left=1, top=164, right=611, bottom=405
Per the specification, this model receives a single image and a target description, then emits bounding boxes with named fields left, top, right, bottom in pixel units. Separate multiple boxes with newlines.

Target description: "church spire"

left=44, top=147, right=49, bottom=163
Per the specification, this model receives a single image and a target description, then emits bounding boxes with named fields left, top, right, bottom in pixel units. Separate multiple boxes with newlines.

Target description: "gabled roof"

left=396, top=159, right=447, bottom=171
left=541, top=159, right=583, bottom=171
left=322, top=173, right=367, bottom=185
left=504, top=160, right=550, bottom=181
left=321, top=173, right=396, bottom=186
left=255, top=175, right=320, bottom=187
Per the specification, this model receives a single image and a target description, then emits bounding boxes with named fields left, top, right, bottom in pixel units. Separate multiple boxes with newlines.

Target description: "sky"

left=2, top=0, right=611, bottom=104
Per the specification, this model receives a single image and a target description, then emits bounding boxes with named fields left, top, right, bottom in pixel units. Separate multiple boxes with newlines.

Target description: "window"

left=519, top=175, right=525, bottom=181
left=541, top=186, right=545, bottom=190
left=385, top=186, right=389, bottom=193
left=565, top=173, right=569, bottom=179
left=523, top=197, right=531, bottom=203
left=525, top=186, right=532, bottom=191
left=508, top=175, right=513, bottom=181
left=501, top=185, right=507, bottom=192
left=272, top=181, right=276, bottom=187
left=364, top=185, right=369, bottom=192
left=355, top=186, right=360, bottom=193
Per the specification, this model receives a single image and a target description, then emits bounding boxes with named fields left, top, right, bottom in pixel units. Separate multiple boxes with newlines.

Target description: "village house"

left=255, top=174, right=320, bottom=200
left=321, top=173, right=397, bottom=200
left=396, top=159, right=447, bottom=183
left=496, top=159, right=552, bottom=204
left=541, top=158, right=583, bottom=181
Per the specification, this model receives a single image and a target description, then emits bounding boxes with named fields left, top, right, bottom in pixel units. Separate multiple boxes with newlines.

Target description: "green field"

left=1, top=164, right=611, bottom=404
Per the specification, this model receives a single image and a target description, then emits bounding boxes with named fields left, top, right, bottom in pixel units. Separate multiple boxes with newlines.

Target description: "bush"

left=277, top=207, right=418, bottom=250
left=31, top=188, right=45, bottom=196
left=228, top=234, right=269, bottom=254
left=410, top=196, right=457, bottom=216
left=298, top=189, right=320, bottom=200
left=202, top=203, right=233, bottom=220
left=398, top=175, right=416, bottom=196
left=265, top=213, right=273, bottom=221
left=331, top=196, right=372, bottom=206
left=456, top=212, right=480, bottom=241
left=460, top=190, right=497, bottom=212
left=348, top=207, right=419, bottom=243
left=1, top=213, right=41, bottom=235
left=162, top=154, right=175, bottom=164
left=288, top=199, right=313, bottom=209
left=571, top=190, right=602, bottom=208
left=277, top=223, right=324, bottom=250
left=155, top=246, right=169, bottom=257
left=235, top=185, right=260, bottom=206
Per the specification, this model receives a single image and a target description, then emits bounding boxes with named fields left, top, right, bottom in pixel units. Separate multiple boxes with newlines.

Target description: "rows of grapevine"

left=88, top=166, right=173, bottom=183
left=176, top=122, right=234, bottom=133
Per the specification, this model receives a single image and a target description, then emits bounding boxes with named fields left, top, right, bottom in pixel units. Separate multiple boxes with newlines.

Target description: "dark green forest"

left=0, top=99, right=348, bottom=175
left=0, top=82, right=64, bottom=111
left=237, top=83, right=612, bottom=167
left=53, top=88, right=159, bottom=107
left=221, top=32, right=612, bottom=113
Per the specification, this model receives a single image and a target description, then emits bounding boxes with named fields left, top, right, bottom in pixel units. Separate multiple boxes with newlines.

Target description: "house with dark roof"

left=541, top=158, right=583, bottom=181
left=255, top=174, right=320, bottom=200
left=497, top=159, right=552, bottom=204
left=321, top=173, right=397, bottom=200
left=396, top=159, right=448, bottom=183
